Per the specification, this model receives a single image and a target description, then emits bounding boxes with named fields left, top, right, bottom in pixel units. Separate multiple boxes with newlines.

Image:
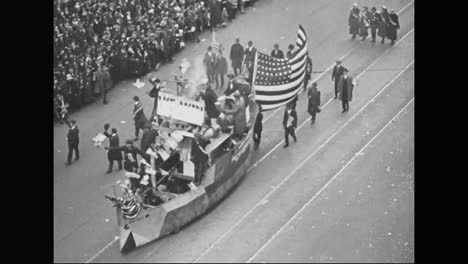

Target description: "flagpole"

left=252, top=51, right=258, bottom=104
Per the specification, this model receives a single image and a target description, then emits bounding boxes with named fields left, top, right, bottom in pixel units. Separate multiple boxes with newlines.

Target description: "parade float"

left=105, top=77, right=258, bottom=253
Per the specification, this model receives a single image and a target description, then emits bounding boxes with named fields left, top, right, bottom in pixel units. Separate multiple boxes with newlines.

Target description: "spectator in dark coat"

left=66, top=120, right=79, bottom=165
left=215, top=52, right=228, bottom=89
left=387, top=10, right=400, bottom=45
left=349, top=4, right=360, bottom=40
left=271, top=43, right=284, bottom=59
left=307, top=82, right=321, bottom=125
left=132, top=96, right=149, bottom=140
left=94, top=65, right=111, bottom=104
left=229, top=38, right=244, bottom=76
left=304, top=53, right=313, bottom=91
left=105, top=128, right=123, bottom=173
left=253, top=104, right=263, bottom=150
left=282, top=105, right=297, bottom=148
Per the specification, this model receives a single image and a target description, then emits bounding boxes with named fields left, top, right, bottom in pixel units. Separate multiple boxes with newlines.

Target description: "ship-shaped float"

left=106, top=78, right=258, bottom=252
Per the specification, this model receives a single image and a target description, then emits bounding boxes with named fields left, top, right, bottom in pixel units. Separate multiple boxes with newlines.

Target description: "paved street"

left=53, top=0, right=414, bottom=262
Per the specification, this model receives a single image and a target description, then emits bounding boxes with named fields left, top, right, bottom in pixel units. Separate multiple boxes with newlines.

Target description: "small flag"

left=211, top=30, right=224, bottom=54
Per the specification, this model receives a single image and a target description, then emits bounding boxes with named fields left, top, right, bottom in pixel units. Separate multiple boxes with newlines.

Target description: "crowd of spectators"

left=54, top=0, right=250, bottom=124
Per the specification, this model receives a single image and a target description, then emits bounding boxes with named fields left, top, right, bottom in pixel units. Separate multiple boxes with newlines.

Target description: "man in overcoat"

left=379, top=7, right=389, bottom=44
left=132, top=96, right=149, bottom=140
left=271, top=43, right=284, bottom=59
left=370, top=7, right=380, bottom=43
left=349, top=4, right=360, bottom=40
left=337, top=68, right=354, bottom=113
left=203, top=46, right=217, bottom=83
left=331, top=60, right=345, bottom=99
left=282, top=104, right=297, bottom=148
left=105, top=128, right=123, bottom=173
left=230, top=38, right=244, bottom=76
left=148, top=78, right=164, bottom=119
left=387, top=10, right=400, bottom=45
left=214, top=51, right=228, bottom=89
left=66, top=120, right=80, bottom=166
left=200, top=84, right=220, bottom=120
left=307, top=82, right=321, bottom=125
left=94, top=64, right=111, bottom=104
left=253, top=104, right=263, bottom=150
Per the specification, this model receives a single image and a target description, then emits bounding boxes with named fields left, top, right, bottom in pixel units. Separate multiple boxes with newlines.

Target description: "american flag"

left=253, top=25, right=308, bottom=111
left=211, top=30, right=224, bottom=54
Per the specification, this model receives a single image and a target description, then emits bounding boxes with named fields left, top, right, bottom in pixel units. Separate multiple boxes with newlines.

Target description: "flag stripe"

left=255, top=71, right=306, bottom=98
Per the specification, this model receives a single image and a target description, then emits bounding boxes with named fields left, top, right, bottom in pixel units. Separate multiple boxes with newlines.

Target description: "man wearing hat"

left=148, top=78, right=164, bottom=119
left=387, top=10, right=400, bottom=45
left=282, top=103, right=298, bottom=148
left=271, top=43, right=284, bottom=59
left=307, top=82, right=321, bottom=125
left=243, top=40, right=257, bottom=68
left=229, top=38, right=244, bottom=76
left=378, top=6, right=389, bottom=44
left=331, top=60, right=345, bottom=99
left=203, top=46, right=217, bottom=83
left=93, top=64, right=111, bottom=104
left=370, top=7, right=380, bottom=43
left=140, top=123, right=159, bottom=153
left=348, top=3, right=360, bottom=40
left=215, top=51, right=228, bottom=89
left=191, top=133, right=210, bottom=186
left=104, top=128, right=123, bottom=173
left=337, top=68, right=354, bottom=113
left=66, top=120, right=80, bottom=166
left=286, top=44, right=296, bottom=59
left=132, top=96, right=149, bottom=140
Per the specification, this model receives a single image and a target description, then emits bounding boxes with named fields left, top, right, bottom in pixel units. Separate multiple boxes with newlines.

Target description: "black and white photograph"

left=53, top=0, right=414, bottom=262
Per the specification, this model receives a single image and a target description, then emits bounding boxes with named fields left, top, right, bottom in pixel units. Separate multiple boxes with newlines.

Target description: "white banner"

left=157, top=92, right=205, bottom=126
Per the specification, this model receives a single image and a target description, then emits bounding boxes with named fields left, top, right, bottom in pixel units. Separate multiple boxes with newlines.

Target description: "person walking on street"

left=349, top=3, right=360, bottom=40
left=203, top=46, right=217, bottom=83
left=359, top=6, right=371, bottom=41
left=94, top=64, right=111, bottom=104
left=174, top=66, right=184, bottom=96
left=229, top=38, right=244, bottom=76
left=282, top=104, right=297, bottom=148
left=148, top=78, right=164, bottom=119
left=140, top=124, right=158, bottom=153
left=307, top=82, right=321, bottom=125
left=370, top=7, right=380, bottom=43
left=271, top=43, right=284, bottom=59
left=379, top=6, right=389, bottom=44
left=337, top=68, right=355, bottom=113
left=331, top=60, right=345, bottom=99
left=66, top=120, right=79, bottom=166
left=105, top=128, right=123, bottom=173
left=387, top=10, right=400, bottom=45
left=253, top=104, right=263, bottom=150
left=132, top=96, right=149, bottom=141
left=215, top=51, right=228, bottom=89
left=304, top=52, right=313, bottom=92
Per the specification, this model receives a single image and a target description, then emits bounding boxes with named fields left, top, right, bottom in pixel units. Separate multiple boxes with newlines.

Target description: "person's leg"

left=220, top=74, right=224, bottom=88
left=311, top=111, right=316, bottom=124
left=346, top=101, right=350, bottom=111
left=214, top=73, right=219, bottom=88
left=283, top=128, right=289, bottom=147
left=67, top=143, right=73, bottom=165
left=118, top=160, right=123, bottom=170
left=334, top=79, right=339, bottom=98
left=102, top=88, right=108, bottom=104
left=74, top=144, right=79, bottom=160
left=107, top=160, right=114, bottom=173
left=381, top=36, right=385, bottom=44
left=257, top=131, right=262, bottom=147
left=290, top=127, right=297, bottom=142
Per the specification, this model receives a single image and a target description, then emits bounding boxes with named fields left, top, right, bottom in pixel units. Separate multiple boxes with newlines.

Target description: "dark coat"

left=387, top=14, right=400, bottom=41
left=225, top=79, right=239, bottom=96
left=215, top=56, right=228, bottom=75
left=348, top=8, right=360, bottom=35
left=67, top=125, right=79, bottom=145
left=133, top=102, right=149, bottom=129
left=286, top=50, right=295, bottom=59
left=307, top=89, right=321, bottom=115
left=283, top=109, right=298, bottom=129
left=271, top=49, right=284, bottom=59
left=201, top=87, right=220, bottom=119
left=378, top=11, right=389, bottom=38
left=94, top=69, right=112, bottom=94
left=191, top=139, right=209, bottom=164
left=331, top=65, right=344, bottom=81
left=337, top=75, right=354, bottom=102
left=119, top=145, right=145, bottom=171
left=230, top=43, right=244, bottom=67
left=244, top=46, right=257, bottom=64
left=305, top=56, right=313, bottom=81
left=107, top=133, right=123, bottom=161
left=203, top=52, right=216, bottom=76
left=140, top=129, right=158, bottom=153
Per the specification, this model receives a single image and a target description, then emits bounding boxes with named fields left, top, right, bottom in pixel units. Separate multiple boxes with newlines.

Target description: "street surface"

left=53, top=0, right=414, bottom=262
